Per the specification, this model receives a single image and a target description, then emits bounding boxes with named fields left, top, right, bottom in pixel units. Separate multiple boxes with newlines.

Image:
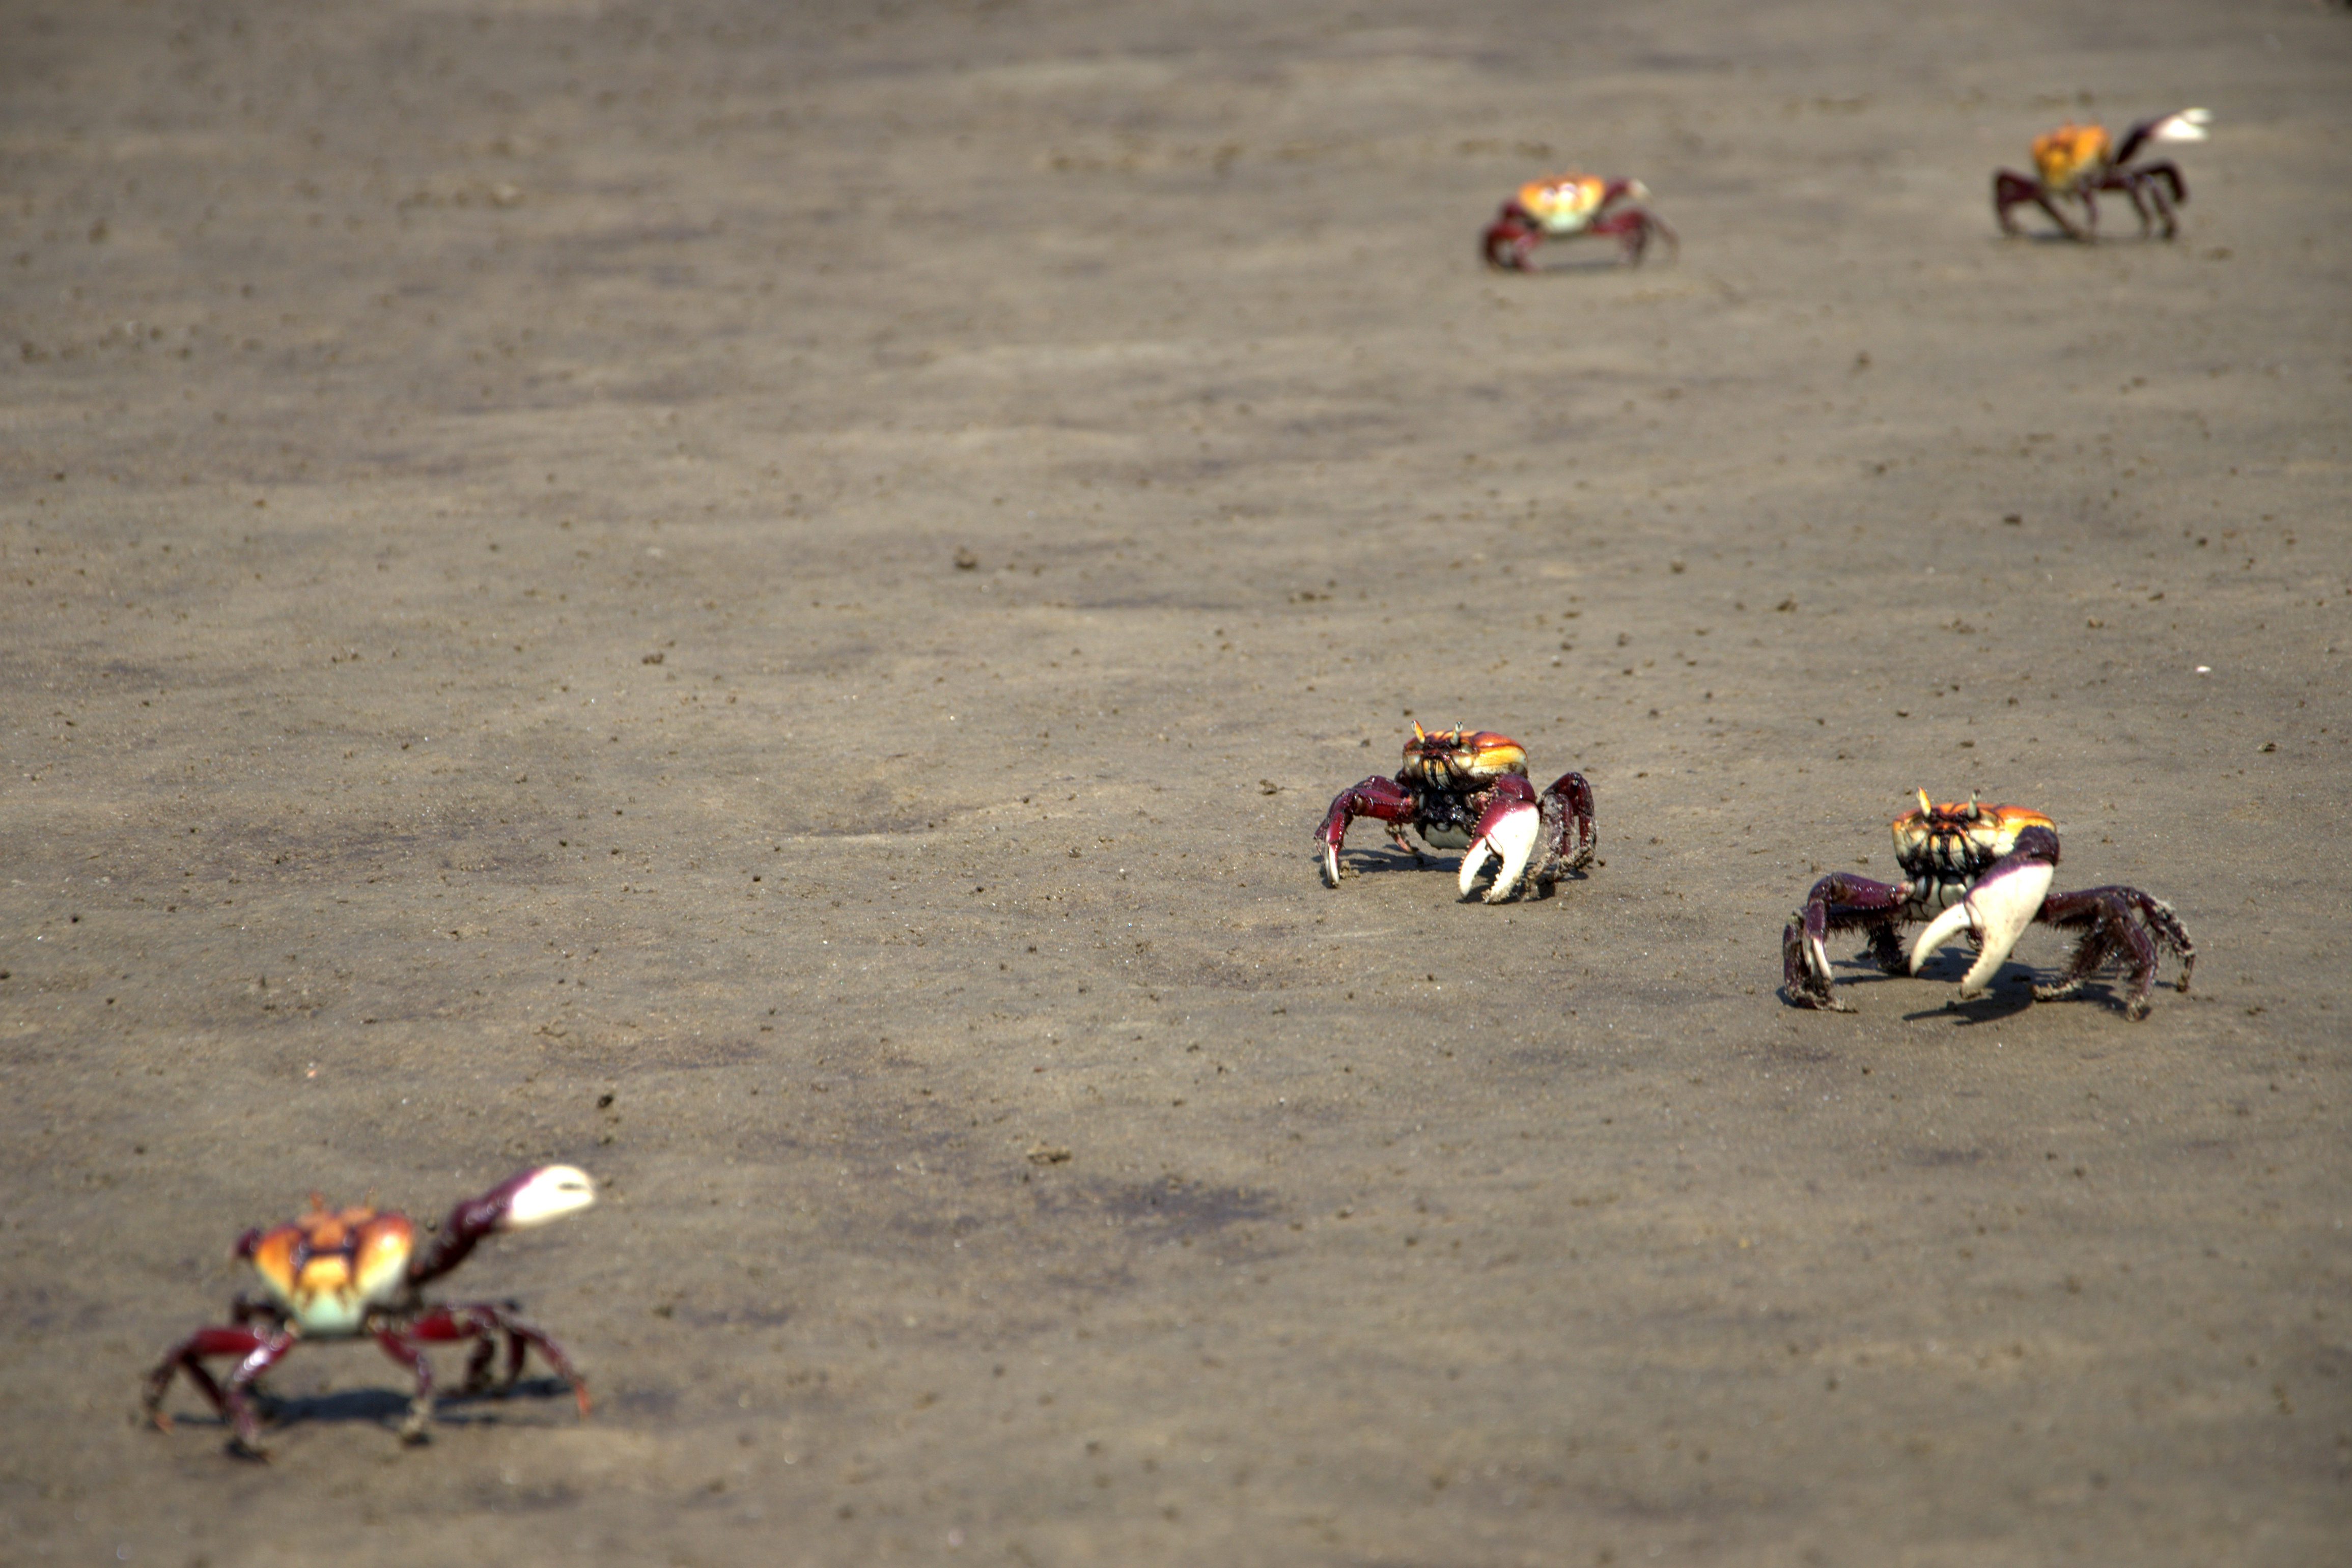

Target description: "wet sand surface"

left=3, top=2, right=2348, bottom=1563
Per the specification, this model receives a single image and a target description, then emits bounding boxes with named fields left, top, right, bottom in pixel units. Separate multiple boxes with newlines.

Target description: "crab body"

left=242, top=1203, right=417, bottom=1337
left=1994, top=108, right=2208, bottom=240
left=1783, top=793, right=2194, bottom=1019
left=1889, top=800, right=2056, bottom=917
left=1484, top=174, right=1676, bottom=270
left=144, top=1166, right=596, bottom=1457
left=1319, top=724, right=1596, bottom=903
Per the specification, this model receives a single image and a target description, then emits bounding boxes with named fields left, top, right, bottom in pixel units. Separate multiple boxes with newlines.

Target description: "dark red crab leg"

left=144, top=1325, right=297, bottom=1456
left=1783, top=873, right=1911, bottom=1010
left=2108, top=163, right=2185, bottom=239
left=1537, top=770, right=1597, bottom=884
left=1994, top=170, right=2085, bottom=239
left=2032, top=884, right=2195, bottom=1020
left=1590, top=208, right=1674, bottom=264
left=374, top=1326, right=440, bottom=1442
left=1318, top=775, right=1416, bottom=887
left=413, top=1302, right=593, bottom=1416
left=1483, top=205, right=1543, bottom=270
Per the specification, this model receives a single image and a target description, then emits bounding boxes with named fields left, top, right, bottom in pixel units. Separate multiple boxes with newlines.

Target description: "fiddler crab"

left=143, top=1165, right=596, bottom=1457
left=1783, top=792, right=2195, bottom=1020
left=1318, top=723, right=1597, bottom=903
left=1994, top=107, right=2209, bottom=241
left=1483, top=174, right=1677, bottom=270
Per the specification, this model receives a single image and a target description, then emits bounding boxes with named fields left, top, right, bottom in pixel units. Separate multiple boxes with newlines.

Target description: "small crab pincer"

left=1993, top=108, right=2209, bottom=241
left=1483, top=174, right=1676, bottom=270
left=1318, top=723, right=1596, bottom=903
left=143, top=1165, right=596, bottom=1458
left=1782, top=793, right=2195, bottom=1020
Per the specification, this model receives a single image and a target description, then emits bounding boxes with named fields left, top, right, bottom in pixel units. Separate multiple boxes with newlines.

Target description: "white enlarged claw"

left=1458, top=800, right=1541, bottom=904
left=1320, top=841, right=1341, bottom=888
left=500, top=1165, right=598, bottom=1230
left=1909, top=859, right=2056, bottom=998
left=2156, top=107, right=2212, bottom=143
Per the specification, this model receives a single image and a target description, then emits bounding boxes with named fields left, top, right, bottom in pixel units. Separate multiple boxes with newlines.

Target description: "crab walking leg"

left=374, top=1327, right=439, bottom=1442
left=1482, top=208, right=1543, bottom=270
left=2122, top=165, right=2186, bottom=238
left=2034, top=884, right=2196, bottom=1020
left=1459, top=780, right=1543, bottom=903
left=462, top=1324, right=503, bottom=1395
left=415, top=1302, right=594, bottom=1415
left=1316, top=775, right=1417, bottom=888
left=1909, top=856, right=2058, bottom=1000
left=1590, top=208, right=1675, bottom=264
left=1994, top=170, right=2085, bottom=239
left=1538, top=770, right=1598, bottom=879
left=143, top=1325, right=295, bottom=1449
left=1781, top=873, right=1909, bottom=1010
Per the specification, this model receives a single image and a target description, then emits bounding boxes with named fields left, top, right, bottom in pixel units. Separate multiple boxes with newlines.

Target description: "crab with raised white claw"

left=143, top=1166, right=598, bottom=1458
left=1994, top=107, right=2210, bottom=241
left=1784, top=791, right=2194, bottom=1019
left=1317, top=723, right=1596, bottom=903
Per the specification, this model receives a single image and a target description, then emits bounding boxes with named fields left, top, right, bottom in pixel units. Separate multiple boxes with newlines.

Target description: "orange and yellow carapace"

left=2030, top=122, right=2113, bottom=192
left=243, top=1198, right=417, bottom=1337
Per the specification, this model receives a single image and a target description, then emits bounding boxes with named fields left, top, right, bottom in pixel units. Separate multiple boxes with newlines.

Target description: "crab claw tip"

left=500, top=1165, right=596, bottom=1230
left=1908, top=900, right=1977, bottom=977
left=2159, top=108, right=2212, bottom=141
left=1319, top=842, right=1340, bottom=889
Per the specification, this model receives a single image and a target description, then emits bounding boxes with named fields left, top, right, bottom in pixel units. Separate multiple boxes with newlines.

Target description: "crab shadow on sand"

left=1506, top=255, right=1664, bottom=275
left=1780, top=950, right=2136, bottom=1023
left=1336, top=845, right=1593, bottom=898
left=157, top=1376, right=580, bottom=1444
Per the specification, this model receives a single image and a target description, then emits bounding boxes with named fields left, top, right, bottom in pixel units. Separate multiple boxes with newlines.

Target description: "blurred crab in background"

left=1994, top=108, right=2209, bottom=240
left=1483, top=174, right=1677, bottom=269
left=1318, top=723, right=1596, bottom=903
left=144, top=1165, right=596, bottom=1457
left=1783, top=792, right=2195, bottom=1020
